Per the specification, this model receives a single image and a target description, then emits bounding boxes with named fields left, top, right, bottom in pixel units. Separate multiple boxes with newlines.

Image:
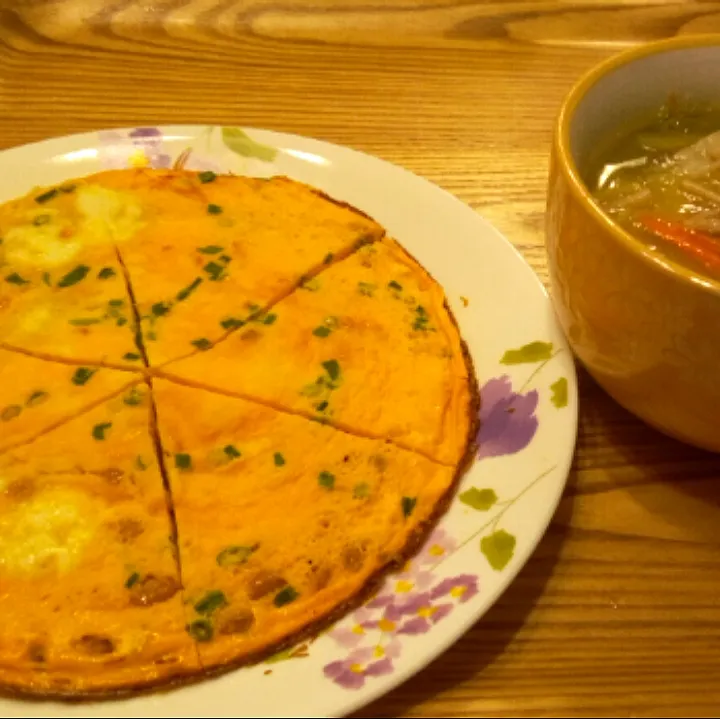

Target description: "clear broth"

left=588, top=98, right=720, bottom=281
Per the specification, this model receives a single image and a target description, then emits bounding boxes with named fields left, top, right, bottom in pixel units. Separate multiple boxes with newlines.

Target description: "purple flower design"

left=322, top=526, right=481, bottom=690
left=477, top=375, right=538, bottom=459
left=397, top=602, right=453, bottom=635
left=324, top=640, right=401, bottom=690
left=415, top=527, right=457, bottom=565
left=97, top=127, right=171, bottom=169
left=365, top=576, right=469, bottom=635
left=365, top=562, right=434, bottom=621
left=328, top=606, right=376, bottom=649
left=128, top=128, right=172, bottom=168
left=430, top=574, right=479, bottom=604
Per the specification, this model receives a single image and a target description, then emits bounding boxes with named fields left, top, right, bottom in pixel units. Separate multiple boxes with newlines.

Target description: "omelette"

left=0, top=167, right=477, bottom=697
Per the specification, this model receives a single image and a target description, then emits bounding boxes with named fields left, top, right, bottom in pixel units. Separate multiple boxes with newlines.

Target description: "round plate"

left=0, top=127, right=578, bottom=718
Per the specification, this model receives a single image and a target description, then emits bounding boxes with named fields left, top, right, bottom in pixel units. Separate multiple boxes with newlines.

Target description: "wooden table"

left=2, top=2, right=720, bottom=716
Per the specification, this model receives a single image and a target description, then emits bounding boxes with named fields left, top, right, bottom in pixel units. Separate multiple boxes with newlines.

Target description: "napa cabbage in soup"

left=589, top=99, right=720, bottom=280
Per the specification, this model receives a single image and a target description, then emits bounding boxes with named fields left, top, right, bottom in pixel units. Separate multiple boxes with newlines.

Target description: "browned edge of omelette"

left=0, top=170, right=480, bottom=701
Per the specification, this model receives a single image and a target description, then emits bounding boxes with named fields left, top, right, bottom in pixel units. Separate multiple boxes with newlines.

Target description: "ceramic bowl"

left=547, top=35, right=720, bottom=452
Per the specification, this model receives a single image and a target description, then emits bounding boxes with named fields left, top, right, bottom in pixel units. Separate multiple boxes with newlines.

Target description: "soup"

left=589, top=99, right=720, bottom=280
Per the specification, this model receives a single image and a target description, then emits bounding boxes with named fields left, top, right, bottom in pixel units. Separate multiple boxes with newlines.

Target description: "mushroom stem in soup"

left=589, top=100, right=720, bottom=279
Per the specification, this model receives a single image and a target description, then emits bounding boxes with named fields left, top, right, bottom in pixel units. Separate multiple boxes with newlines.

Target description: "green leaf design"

left=550, top=377, right=568, bottom=408
left=459, top=487, right=498, bottom=511
left=221, top=127, right=277, bottom=162
left=500, top=341, right=553, bottom=365
left=480, top=529, right=516, bottom=571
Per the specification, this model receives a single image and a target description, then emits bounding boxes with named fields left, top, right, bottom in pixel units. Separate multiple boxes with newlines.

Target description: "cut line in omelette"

left=0, top=177, right=146, bottom=368
left=88, top=169, right=385, bottom=366
left=0, top=381, right=198, bottom=695
left=159, top=239, right=475, bottom=465
left=0, top=348, right=138, bottom=455
left=151, top=379, right=458, bottom=672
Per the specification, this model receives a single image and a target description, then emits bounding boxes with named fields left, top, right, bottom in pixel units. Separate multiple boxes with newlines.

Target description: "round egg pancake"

left=0, top=168, right=478, bottom=697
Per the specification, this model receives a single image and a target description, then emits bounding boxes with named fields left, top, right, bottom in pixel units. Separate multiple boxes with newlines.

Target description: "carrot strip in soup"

left=636, top=215, right=720, bottom=274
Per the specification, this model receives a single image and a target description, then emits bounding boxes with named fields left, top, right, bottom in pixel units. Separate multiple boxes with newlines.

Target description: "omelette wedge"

left=158, top=239, right=473, bottom=465
left=0, top=381, right=198, bottom=695
left=0, top=348, right=138, bottom=454
left=0, top=178, right=145, bottom=367
left=152, top=379, right=460, bottom=671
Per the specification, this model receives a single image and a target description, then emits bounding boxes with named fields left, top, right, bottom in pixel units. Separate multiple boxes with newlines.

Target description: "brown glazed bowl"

left=546, top=35, right=720, bottom=452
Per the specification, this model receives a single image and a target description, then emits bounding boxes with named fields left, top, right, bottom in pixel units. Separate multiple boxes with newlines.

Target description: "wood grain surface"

left=2, top=2, right=720, bottom=716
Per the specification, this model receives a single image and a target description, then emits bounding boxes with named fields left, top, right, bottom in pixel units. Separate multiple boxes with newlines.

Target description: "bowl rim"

left=554, top=34, right=720, bottom=299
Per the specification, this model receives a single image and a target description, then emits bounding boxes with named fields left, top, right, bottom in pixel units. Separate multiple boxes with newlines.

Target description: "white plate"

left=0, top=126, right=578, bottom=718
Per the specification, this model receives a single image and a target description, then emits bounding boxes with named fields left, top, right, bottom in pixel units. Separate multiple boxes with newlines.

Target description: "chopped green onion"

left=401, top=496, right=417, bottom=518
left=203, top=261, right=225, bottom=281
left=223, top=444, right=241, bottom=459
left=92, top=422, right=112, bottom=441
left=123, top=387, right=144, bottom=406
left=194, top=590, right=228, bottom=615
left=186, top=620, right=213, bottom=642
left=97, top=267, right=116, bottom=280
left=125, top=572, right=140, bottom=589
left=357, top=281, right=376, bottom=297
left=71, top=367, right=96, bottom=386
left=175, top=453, right=192, bottom=470
left=322, top=359, right=340, bottom=381
left=5, top=273, right=28, bottom=285
left=221, top=317, right=244, bottom=330
left=26, top=390, right=49, bottom=407
left=57, top=264, right=90, bottom=288
left=34, top=188, right=58, bottom=204
left=273, top=586, right=299, bottom=608
left=318, top=471, right=335, bottom=490
left=176, top=277, right=203, bottom=301
left=197, top=245, right=223, bottom=254
left=216, top=545, right=256, bottom=567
